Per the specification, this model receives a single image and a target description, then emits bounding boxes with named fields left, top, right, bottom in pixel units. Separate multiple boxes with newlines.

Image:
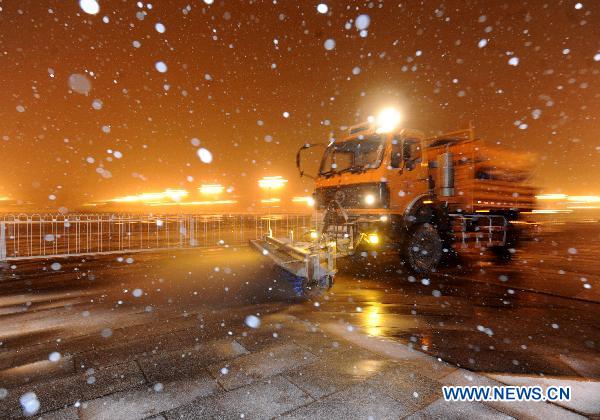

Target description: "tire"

left=490, top=245, right=513, bottom=261
left=490, top=223, right=519, bottom=262
left=403, top=223, right=443, bottom=274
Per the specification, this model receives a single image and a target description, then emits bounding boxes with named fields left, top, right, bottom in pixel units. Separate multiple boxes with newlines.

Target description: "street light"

left=258, top=176, right=288, bottom=237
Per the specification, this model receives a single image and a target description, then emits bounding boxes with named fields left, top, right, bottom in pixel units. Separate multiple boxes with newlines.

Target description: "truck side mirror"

left=391, top=151, right=402, bottom=169
left=296, top=143, right=326, bottom=179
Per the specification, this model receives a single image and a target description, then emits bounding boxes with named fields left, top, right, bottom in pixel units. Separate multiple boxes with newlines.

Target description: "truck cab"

left=315, top=124, right=430, bottom=218
left=297, top=112, right=536, bottom=273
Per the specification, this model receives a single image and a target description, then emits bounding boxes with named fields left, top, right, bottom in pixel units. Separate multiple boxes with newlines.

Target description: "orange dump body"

left=427, top=132, right=537, bottom=213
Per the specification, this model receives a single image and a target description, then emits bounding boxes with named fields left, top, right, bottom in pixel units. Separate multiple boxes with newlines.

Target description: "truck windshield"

left=320, top=135, right=384, bottom=175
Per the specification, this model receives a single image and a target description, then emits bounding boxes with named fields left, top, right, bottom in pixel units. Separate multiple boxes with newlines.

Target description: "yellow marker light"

left=364, top=194, right=376, bottom=205
left=309, top=230, right=319, bottom=240
left=367, top=233, right=379, bottom=244
left=376, top=107, right=402, bottom=133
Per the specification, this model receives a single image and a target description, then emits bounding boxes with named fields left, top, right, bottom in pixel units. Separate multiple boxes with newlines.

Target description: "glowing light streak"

left=535, top=194, right=567, bottom=200
left=199, top=184, right=225, bottom=195
left=292, top=196, right=315, bottom=206
left=108, top=189, right=189, bottom=203
left=147, top=200, right=237, bottom=206
left=258, top=176, right=288, bottom=189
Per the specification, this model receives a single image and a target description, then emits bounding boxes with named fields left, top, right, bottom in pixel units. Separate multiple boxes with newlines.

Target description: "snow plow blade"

left=250, top=236, right=336, bottom=289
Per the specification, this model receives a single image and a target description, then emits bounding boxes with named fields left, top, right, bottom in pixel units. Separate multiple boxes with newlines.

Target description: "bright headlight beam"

left=364, top=194, right=376, bottom=205
left=376, top=107, right=402, bottom=133
left=367, top=233, right=379, bottom=244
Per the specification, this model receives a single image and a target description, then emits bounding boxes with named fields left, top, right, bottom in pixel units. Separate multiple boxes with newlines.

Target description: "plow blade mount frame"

left=250, top=236, right=336, bottom=289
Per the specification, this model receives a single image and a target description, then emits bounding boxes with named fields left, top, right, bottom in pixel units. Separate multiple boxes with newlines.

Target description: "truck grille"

left=315, top=182, right=390, bottom=210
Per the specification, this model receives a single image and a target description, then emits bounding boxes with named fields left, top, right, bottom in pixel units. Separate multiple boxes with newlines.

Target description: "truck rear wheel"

left=404, top=223, right=443, bottom=274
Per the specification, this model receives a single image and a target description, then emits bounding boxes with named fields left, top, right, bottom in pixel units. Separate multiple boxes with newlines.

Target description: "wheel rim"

left=407, top=224, right=443, bottom=273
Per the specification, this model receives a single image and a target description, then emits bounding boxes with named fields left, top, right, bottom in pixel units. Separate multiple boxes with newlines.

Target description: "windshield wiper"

left=338, top=165, right=367, bottom=174
left=320, top=165, right=368, bottom=177
left=320, top=169, right=336, bottom=177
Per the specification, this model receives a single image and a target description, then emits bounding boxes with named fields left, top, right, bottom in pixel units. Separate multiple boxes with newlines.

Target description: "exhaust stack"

left=439, top=152, right=455, bottom=197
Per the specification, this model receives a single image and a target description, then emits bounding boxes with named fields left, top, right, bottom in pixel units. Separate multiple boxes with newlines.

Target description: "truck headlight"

left=364, top=194, right=376, bottom=205
left=367, top=233, right=379, bottom=244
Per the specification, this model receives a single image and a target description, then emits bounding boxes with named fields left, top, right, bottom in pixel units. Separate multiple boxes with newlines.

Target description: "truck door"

left=387, top=134, right=428, bottom=213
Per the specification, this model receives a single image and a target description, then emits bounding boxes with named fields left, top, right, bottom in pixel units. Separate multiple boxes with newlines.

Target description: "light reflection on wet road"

left=0, top=222, right=598, bottom=380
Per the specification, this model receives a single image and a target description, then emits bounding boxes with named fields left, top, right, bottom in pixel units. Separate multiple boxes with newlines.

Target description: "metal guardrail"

left=0, top=213, right=314, bottom=261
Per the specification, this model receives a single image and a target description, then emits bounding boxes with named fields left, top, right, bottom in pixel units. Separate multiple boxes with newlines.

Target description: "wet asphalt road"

left=0, top=221, right=598, bottom=382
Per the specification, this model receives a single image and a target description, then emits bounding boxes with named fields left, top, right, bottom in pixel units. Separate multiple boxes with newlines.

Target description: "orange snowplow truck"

left=297, top=113, right=537, bottom=273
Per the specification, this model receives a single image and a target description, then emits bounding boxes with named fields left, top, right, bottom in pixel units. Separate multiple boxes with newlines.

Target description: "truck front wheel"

left=403, top=223, right=443, bottom=274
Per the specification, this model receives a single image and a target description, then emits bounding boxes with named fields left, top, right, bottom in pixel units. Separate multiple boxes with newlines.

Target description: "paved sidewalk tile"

left=74, top=328, right=202, bottom=369
left=207, top=343, right=316, bottom=390
left=441, top=369, right=586, bottom=419
left=80, top=374, right=218, bottom=420
left=237, top=327, right=349, bottom=355
left=559, top=352, right=600, bottom=378
left=138, top=339, right=247, bottom=383
left=80, top=361, right=147, bottom=401
left=406, top=398, right=514, bottom=419
left=0, top=351, right=15, bottom=370
left=0, top=356, right=75, bottom=388
left=283, top=381, right=410, bottom=419
left=164, top=376, right=312, bottom=419
left=0, top=361, right=145, bottom=418
left=403, top=357, right=458, bottom=381
left=368, top=365, right=442, bottom=411
left=488, top=373, right=600, bottom=416
left=284, top=348, right=393, bottom=399
left=38, top=406, right=80, bottom=420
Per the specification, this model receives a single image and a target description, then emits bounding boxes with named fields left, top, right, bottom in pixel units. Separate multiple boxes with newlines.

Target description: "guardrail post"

left=179, top=218, right=185, bottom=247
left=189, top=216, right=196, bottom=246
left=327, top=241, right=336, bottom=273
left=0, top=222, right=6, bottom=261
